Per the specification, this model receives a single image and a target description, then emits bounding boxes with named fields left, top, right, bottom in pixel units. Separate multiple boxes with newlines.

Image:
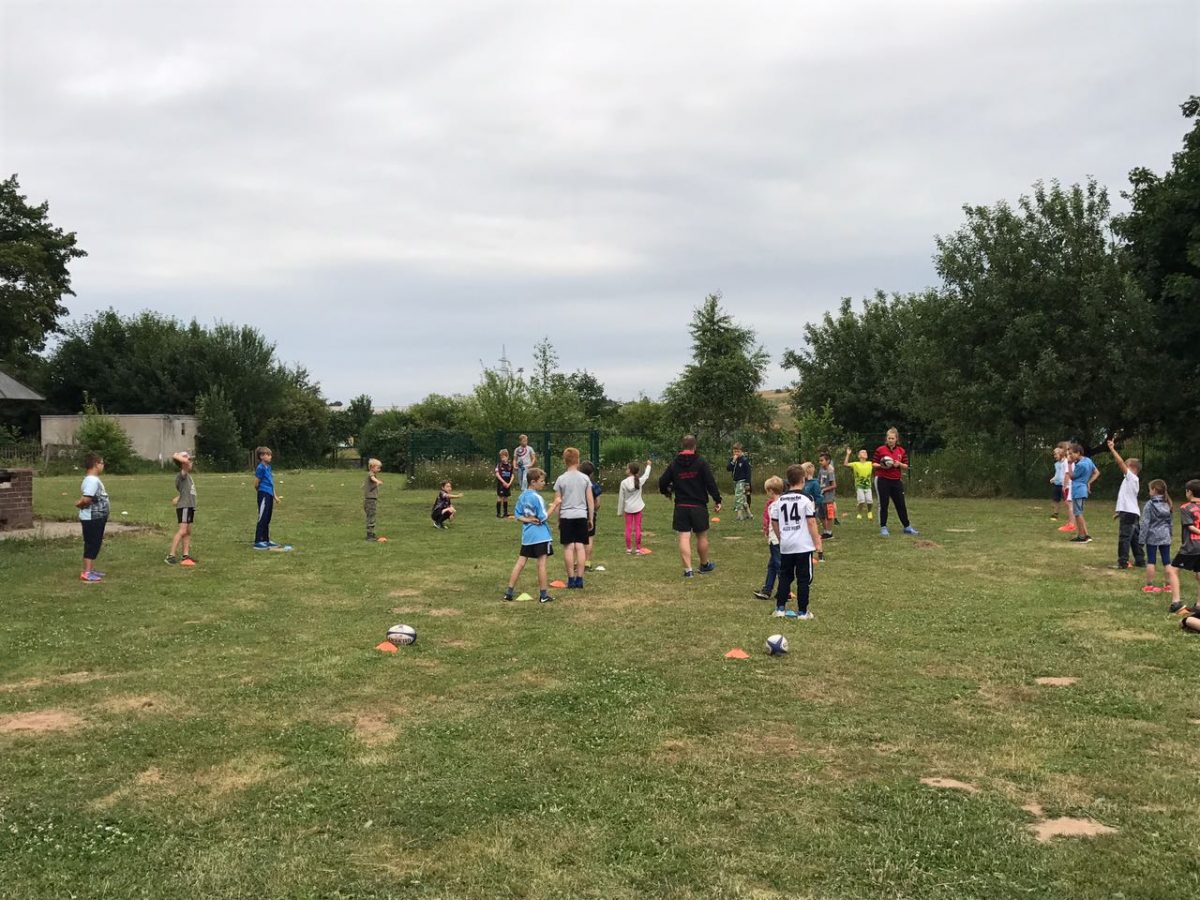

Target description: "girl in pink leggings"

left=617, top=460, right=652, bottom=554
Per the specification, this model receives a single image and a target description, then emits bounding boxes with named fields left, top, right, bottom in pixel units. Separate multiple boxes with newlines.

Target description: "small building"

left=41, top=414, right=199, bottom=464
left=0, top=371, right=46, bottom=402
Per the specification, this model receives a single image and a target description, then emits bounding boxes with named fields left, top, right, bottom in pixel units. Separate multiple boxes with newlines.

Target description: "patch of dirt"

left=1190, top=719, right=1200, bottom=726
left=1022, top=802, right=1045, bottom=817
left=1035, top=677, right=1078, bottom=686
left=390, top=606, right=418, bottom=615
left=389, top=589, right=420, bottom=598
left=945, top=528, right=976, bottom=533
left=428, top=608, right=462, bottom=617
left=195, top=753, right=280, bottom=797
left=0, top=671, right=108, bottom=693
left=349, top=712, right=405, bottom=747
left=99, top=694, right=174, bottom=714
left=723, top=535, right=743, bottom=541
left=0, top=708, right=85, bottom=735
left=920, top=777, right=980, bottom=793
left=1029, top=817, right=1117, bottom=843
left=0, top=520, right=146, bottom=542
left=443, top=639, right=473, bottom=649
left=913, top=540, right=942, bottom=550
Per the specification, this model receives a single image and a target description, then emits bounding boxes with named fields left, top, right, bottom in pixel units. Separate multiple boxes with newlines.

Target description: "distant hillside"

left=759, top=388, right=793, bottom=430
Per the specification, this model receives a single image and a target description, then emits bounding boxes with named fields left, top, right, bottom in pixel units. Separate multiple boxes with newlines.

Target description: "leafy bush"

left=75, top=403, right=136, bottom=473
left=360, top=411, right=410, bottom=473
left=196, top=387, right=244, bottom=470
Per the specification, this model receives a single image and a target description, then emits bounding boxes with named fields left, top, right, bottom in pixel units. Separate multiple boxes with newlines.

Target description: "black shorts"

left=560, top=518, right=589, bottom=545
left=432, top=507, right=451, bottom=524
left=496, top=485, right=511, bottom=498
left=1171, top=553, right=1200, bottom=573
left=177, top=507, right=196, bottom=524
left=520, top=541, right=553, bottom=559
left=673, top=505, right=709, bottom=534
left=1051, top=483, right=1063, bottom=502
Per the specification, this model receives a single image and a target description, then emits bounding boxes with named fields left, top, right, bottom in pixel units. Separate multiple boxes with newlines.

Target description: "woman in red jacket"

left=873, top=428, right=918, bottom=537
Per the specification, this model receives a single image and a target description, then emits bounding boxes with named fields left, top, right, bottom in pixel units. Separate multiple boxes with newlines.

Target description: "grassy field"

left=1, top=470, right=1198, bottom=899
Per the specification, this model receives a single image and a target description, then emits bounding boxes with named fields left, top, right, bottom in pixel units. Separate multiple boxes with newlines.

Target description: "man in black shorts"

left=659, top=434, right=722, bottom=577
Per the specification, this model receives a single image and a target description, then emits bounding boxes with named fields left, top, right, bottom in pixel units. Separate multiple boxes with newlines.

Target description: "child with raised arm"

left=1106, top=438, right=1145, bottom=569
left=753, top=475, right=784, bottom=600
left=504, top=468, right=556, bottom=604
left=431, top=480, right=462, bottom=528
left=1139, top=480, right=1173, bottom=594
left=1168, top=479, right=1200, bottom=620
left=495, top=449, right=514, bottom=519
left=617, top=459, right=652, bottom=554
left=76, top=453, right=109, bottom=582
left=363, top=458, right=383, bottom=541
left=843, top=448, right=874, bottom=520
left=167, top=451, right=198, bottom=565
left=770, top=465, right=824, bottom=619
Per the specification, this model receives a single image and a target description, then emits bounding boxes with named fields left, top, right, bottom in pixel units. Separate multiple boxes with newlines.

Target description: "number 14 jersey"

left=769, top=490, right=816, bottom=554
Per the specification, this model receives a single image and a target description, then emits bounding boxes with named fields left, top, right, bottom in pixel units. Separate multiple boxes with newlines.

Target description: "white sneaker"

left=796, top=612, right=814, bottom=620
left=772, top=609, right=787, bottom=617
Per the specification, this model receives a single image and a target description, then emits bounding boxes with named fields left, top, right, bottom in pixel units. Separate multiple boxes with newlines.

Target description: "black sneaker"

left=165, top=555, right=178, bottom=565
left=1069, top=536, right=1087, bottom=543
left=753, top=589, right=770, bottom=600
left=539, top=594, right=555, bottom=603
left=699, top=562, right=716, bottom=574
left=503, top=591, right=514, bottom=602
left=1080, top=535, right=1093, bottom=543
left=366, top=535, right=379, bottom=542
left=1169, top=599, right=1187, bottom=614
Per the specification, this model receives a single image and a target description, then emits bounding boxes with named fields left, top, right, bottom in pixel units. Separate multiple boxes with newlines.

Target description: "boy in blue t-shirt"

left=1067, top=443, right=1099, bottom=544
left=504, top=468, right=556, bottom=603
left=253, top=446, right=283, bottom=549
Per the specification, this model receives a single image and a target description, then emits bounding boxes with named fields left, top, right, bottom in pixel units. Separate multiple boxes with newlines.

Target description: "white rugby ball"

left=766, top=634, right=789, bottom=656
left=881, top=456, right=895, bottom=467
left=386, top=624, right=417, bottom=646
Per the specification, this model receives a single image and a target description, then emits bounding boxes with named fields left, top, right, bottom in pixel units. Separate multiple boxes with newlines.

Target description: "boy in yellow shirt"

left=843, top=447, right=875, bottom=520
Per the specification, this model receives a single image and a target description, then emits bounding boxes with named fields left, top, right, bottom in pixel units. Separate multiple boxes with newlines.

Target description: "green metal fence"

left=495, top=430, right=601, bottom=482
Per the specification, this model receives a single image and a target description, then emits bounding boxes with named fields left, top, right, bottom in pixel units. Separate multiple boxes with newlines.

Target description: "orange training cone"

left=724, top=648, right=750, bottom=659
left=550, top=580, right=567, bottom=589
left=375, top=641, right=398, bottom=653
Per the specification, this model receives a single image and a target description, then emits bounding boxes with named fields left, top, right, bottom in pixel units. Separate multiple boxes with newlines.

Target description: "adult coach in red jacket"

left=659, top=434, right=722, bottom=577
left=873, top=427, right=918, bottom=537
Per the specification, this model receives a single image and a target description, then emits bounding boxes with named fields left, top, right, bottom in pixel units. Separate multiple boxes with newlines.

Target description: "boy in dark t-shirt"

left=432, top=480, right=462, bottom=529
left=495, top=450, right=515, bottom=519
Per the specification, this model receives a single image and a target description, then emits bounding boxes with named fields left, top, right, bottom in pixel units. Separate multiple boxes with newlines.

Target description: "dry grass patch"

left=1035, top=677, right=1078, bottom=687
left=389, top=588, right=420, bottom=598
left=913, top=539, right=942, bottom=550
left=920, top=777, right=980, bottom=793
left=442, top=638, right=473, bottom=649
left=0, top=671, right=109, bottom=693
left=1029, top=816, right=1117, bottom=842
left=0, top=708, right=85, bottom=735
left=428, top=608, right=463, bottom=617
left=195, top=753, right=282, bottom=798
left=98, top=693, right=178, bottom=715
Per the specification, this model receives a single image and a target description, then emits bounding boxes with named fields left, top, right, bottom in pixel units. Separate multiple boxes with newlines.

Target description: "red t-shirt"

left=872, top=444, right=907, bottom=480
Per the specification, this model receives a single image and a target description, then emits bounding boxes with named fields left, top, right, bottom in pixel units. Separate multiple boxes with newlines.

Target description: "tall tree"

left=345, top=394, right=375, bottom=445
left=663, top=293, right=770, bottom=441
left=1114, top=97, right=1200, bottom=456
left=0, top=174, right=87, bottom=372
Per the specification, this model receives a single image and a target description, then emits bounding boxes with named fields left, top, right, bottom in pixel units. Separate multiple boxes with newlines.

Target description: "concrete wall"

left=41, top=415, right=198, bottom=463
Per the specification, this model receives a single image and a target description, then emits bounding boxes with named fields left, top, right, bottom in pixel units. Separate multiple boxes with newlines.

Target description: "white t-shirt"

left=79, top=474, right=110, bottom=522
left=770, top=489, right=816, bottom=554
left=553, top=468, right=592, bottom=520
left=1116, top=470, right=1141, bottom=515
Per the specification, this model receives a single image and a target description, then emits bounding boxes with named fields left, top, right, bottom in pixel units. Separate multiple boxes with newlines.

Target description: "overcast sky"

left=2, top=1, right=1196, bottom=406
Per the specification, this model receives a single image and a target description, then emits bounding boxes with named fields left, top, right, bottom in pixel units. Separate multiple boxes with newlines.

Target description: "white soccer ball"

left=766, top=634, right=789, bottom=656
left=881, top=456, right=895, bottom=468
left=386, top=624, right=417, bottom=646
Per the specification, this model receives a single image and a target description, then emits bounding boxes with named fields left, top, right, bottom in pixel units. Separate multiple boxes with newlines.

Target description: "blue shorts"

left=1071, top=497, right=1086, bottom=516
left=1146, top=544, right=1171, bottom=566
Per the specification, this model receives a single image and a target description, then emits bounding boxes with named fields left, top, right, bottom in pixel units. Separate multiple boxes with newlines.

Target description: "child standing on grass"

left=617, top=459, right=652, bottom=554
left=504, top=467, right=556, bottom=604
left=495, top=450, right=514, bottom=519
left=1106, top=439, right=1145, bottom=569
left=1139, top=480, right=1173, bottom=594
left=1057, top=442, right=1078, bottom=533
left=363, top=458, right=383, bottom=541
left=1168, top=479, right=1200, bottom=618
left=1066, top=444, right=1098, bottom=544
left=843, top=448, right=874, bottom=520
left=728, top=444, right=752, bottom=522
left=770, top=465, right=823, bottom=619
left=1049, top=446, right=1067, bottom=521
left=554, top=447, right=594, bottom=589
left=167, top=451, right=198, bottom=565
left=76, top=453, right=109, bottom=583
left=754, top=475, right=784, bottom=600
left=580, top=460, right=602, bottom=570
left=431, top=480, right=461, bottom=528
left=253, top=446, right=281, bottom=549
left=818, top=452, right=837, bottom=539
left=513, top=434, right=536, bottom=491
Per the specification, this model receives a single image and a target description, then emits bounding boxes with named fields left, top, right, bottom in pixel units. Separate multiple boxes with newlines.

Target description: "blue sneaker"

left=699, top=562, right=716, bottom=574
left=253, top=541, right=270, bottom=549
left=903, top=526, right=919, bottom=535
left=880, top=527, right=890, bottom=537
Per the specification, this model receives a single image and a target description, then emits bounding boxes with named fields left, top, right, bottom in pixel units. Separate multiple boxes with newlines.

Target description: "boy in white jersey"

left=769, top=464, right=824, bottom=619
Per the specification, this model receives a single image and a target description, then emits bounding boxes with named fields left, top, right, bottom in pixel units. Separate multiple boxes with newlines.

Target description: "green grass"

left=1, top=471, right=1198, bottom=899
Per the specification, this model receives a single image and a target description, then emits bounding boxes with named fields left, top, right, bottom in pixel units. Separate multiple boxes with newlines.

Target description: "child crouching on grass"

left=753, top=475, right=784, bottom=600
left=504, top=468, right=556, bottom=604
left=431, top=480, right=461, bottom=528
left=1139, top=480, right=1172, bottom=593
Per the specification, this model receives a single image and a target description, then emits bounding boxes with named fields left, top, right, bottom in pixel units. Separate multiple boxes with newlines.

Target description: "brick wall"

left=0, top=468, right=34, bottom=531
